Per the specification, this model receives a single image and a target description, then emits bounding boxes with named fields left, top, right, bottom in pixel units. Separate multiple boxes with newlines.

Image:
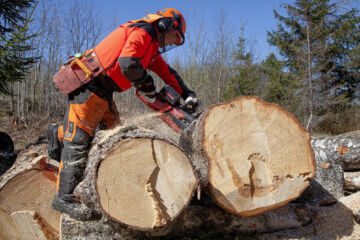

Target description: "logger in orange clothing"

left=46, top=8, right=199, bottom=220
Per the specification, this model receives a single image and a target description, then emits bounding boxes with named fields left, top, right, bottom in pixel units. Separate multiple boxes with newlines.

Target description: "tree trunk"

left=74, top=126, right=198, bottom=232
left=0, top=144, right=61, bottom=240
left=180, top=96, right=316, bottom=216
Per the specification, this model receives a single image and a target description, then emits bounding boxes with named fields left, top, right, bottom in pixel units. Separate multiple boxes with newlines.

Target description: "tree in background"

left=0, top=0, right=38, bottom=94
left=268, top=0, right=360, bottom=130
left=224, top=34, right=261, bottom=100
left=331, top=8, right=360, bottom=100
left=261, top=53, right=299, bottom=112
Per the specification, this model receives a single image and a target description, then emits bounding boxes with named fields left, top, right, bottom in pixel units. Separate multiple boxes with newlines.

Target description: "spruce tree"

left=268, top=0, right=360, bottom=130
left=0, top=0, right=38, bottom=94
left=224, top=36, right=261, bottom=100
left=261, top=53, right=299, bottom=112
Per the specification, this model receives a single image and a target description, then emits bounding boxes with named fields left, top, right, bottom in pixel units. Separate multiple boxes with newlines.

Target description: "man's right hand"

left=136, top=75, right=157, bottom=98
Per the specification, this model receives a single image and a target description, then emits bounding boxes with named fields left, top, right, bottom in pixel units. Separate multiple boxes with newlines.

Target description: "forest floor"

left=0, top=115, right=53, bottom=153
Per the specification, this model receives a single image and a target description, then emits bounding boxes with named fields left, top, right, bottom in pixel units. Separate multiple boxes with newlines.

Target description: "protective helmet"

left=153, top=8, right=186, bottom=53
left=156, top=8, right=186, bottom=35
left=130, top=8, right=186, bottom=53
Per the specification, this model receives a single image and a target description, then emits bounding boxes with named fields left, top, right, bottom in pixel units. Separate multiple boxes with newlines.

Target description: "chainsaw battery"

left=159, top=85, right=181, bottom=106
left=53, top=51, right=104, bottom=94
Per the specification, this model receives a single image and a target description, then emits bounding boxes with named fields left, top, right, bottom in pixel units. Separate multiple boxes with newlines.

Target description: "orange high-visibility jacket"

left=94, top=21, right=194, bottom=99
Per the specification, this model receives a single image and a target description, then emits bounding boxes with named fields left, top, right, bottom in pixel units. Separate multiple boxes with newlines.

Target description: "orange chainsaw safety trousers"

left=53, top=86, right=120, bottom=196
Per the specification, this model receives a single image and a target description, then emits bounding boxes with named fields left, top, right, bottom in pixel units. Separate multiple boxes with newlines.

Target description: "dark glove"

left=181, top=96, right=200, bottom=113
left=136, top=75, right=157, bottom=98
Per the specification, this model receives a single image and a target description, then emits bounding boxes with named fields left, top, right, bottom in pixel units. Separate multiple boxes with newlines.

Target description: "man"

left=47, top=8, right=199, bottom=220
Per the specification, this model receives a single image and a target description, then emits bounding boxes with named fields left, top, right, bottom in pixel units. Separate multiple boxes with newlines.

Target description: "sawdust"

left=121, top=112, right=181, bottom=143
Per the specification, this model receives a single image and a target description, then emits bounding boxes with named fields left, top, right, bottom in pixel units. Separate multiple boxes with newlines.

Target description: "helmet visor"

left=159, top=30, right=185, bottom=54
left=174, top=30, right=185, bottom=46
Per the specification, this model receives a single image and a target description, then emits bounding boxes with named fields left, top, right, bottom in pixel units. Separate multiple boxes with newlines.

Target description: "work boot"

left=46, top=124, right=62, bottom=161
left=52, top=193, right=95, bottom=221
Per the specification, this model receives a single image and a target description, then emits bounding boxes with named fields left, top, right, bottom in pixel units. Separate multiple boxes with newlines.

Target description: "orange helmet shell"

left=156, top=8, right=186, bottom=35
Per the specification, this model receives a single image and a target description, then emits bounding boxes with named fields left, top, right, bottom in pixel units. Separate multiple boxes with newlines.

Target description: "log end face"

left=203, top=96, right=316, bottom=216
left=210, top=174, right=311, bottom=216
left=96, top=137, right=197, bottom=230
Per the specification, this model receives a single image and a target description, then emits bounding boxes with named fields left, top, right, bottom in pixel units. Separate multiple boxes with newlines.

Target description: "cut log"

left=0, top=208, right=19, bottom=240
left=311, top=144, right=344, bottom=199
left=311, top=130, right=360, bottom=171
left=75, top=126, right=197, bottom=231
left=0, top=144, right=60, bottom=240
left=180, top=96, right=316, bottom=216
left=11, top=210, right=57, bottom=240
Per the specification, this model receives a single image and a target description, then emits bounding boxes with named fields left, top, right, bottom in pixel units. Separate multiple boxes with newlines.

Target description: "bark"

left=340, top=191, right=360, bottom=224
left=344, top=172, right=360, bottom=193
left=180, top=96, right=316, bottom=216
left=311, top=131, right=360, bottom=171
left=60, top=203, right=316, bottom=240
left=74, top=125, right=197, bottom=234
left=310, top=141, right=345, bottom=199
left=0, top=143, right=60, bottom=240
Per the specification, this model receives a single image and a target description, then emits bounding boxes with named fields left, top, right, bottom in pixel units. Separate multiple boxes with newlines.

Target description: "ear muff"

left=157, top=17, right=174, bottom=33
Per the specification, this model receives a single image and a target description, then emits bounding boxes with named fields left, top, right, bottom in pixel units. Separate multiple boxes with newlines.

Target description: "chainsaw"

left=136, top=85, right=199, bottom=133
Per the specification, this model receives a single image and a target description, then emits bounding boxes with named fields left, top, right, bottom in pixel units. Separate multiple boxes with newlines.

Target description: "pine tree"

left=268, top=0, right=360, bottom=130
left=0, top=0, right=38, bottom=94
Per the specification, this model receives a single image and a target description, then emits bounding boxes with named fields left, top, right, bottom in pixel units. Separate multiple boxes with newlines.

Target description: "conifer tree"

left=261, top=53, right=299, bottom=112
left=0, top=0, right=38, bottom=94
left=224, top=36, right=261, bottom=100
left=268, top=0, right=360, bottom=130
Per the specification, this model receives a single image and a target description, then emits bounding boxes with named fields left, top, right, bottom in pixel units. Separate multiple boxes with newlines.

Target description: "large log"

left=74, top=125, right=197, bottom=232
left=309, top=131, right=360, bottom=198
left=180, top=96, right=316, bottom=216
left=0, top=144, right=61, bottom=240
left=311, top=131, right=360, bottom=171
left=60, top=202, right=316, bottom=240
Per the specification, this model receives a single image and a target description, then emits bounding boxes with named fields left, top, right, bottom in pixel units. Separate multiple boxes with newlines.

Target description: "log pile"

left=3, top=96, right=360, bottom=239
left=0, top=144, right=61, bottom=239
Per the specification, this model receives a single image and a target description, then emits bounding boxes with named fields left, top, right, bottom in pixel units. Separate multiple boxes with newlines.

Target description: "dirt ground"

left=0, top=115, right=54, bottom=153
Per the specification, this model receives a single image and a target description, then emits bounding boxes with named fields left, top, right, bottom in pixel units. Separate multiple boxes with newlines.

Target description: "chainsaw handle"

left=179, top=101, right=192, bottom=110
left=71, top=58, right=92, bottom=80
left=179, top=99, right=201, bottom=114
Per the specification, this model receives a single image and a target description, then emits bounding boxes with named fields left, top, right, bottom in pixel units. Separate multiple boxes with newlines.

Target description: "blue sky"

left=93, top=0, right=293, bottom=61
left=93, top=0, right=358, bottom=62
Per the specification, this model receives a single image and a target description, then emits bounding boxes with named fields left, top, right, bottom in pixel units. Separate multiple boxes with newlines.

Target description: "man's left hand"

left=181, top=96, right=200, bottom=113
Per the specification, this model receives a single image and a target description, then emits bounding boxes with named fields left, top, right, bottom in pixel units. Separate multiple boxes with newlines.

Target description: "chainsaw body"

left=136, top=85, right=197, bottom=133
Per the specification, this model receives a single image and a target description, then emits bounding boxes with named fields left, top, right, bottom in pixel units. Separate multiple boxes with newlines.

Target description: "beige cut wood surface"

left=0, top=169, right=61, bottom=233
left=96, top=138, right=197, bottom=230
left=0, top=208, right=20, bottom=240
left=11, top=210, right=57, bottom=240
left=203, top=96, right=315, bottom=216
